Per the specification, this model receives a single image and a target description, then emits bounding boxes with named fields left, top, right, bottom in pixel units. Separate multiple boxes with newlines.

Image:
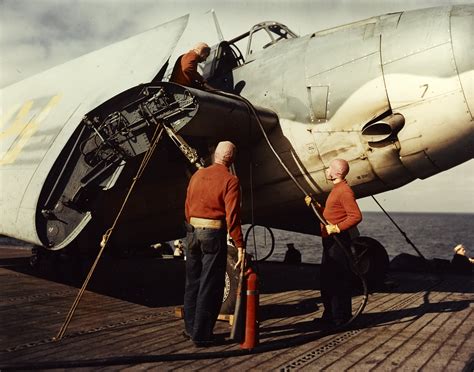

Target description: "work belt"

left=189, top=217, right=225, bottom=229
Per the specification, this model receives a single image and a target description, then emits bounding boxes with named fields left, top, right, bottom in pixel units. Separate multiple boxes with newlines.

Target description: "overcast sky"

left=0, top=0, right=473, bottom=213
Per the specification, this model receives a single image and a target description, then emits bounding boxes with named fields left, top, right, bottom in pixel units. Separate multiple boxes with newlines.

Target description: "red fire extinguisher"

left=240, top=267, right=259, bottom=349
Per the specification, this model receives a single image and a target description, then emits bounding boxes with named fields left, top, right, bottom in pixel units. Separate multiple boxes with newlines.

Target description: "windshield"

left=228, top=22, right=298, bottom=59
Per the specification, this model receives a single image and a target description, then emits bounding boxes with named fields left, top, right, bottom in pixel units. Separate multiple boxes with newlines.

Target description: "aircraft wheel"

left=29, top=246, right=40, bottom=268
left=351, top=236, right=389, bottom=291
left=220, top=245, right=240, bottom=315
left=29, top=245, right=48, bottom=268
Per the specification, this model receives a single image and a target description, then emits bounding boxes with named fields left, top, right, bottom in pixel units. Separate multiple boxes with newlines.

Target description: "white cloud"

left=0, top=0, right=472, bottom=212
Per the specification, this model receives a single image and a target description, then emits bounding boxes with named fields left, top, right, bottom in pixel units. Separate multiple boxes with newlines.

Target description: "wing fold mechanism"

left=37, top=82, right=278, bottom=250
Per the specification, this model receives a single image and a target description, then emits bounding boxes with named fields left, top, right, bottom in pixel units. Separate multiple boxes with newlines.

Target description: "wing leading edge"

left=0, top=16, right=189, bottom=247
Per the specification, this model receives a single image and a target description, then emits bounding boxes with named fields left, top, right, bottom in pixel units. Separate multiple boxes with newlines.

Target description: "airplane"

left=0, top=5, right=473, bottom=276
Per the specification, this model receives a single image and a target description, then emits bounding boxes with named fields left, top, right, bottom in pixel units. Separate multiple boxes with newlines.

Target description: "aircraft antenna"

left=210, top=9, right=224, bottom=42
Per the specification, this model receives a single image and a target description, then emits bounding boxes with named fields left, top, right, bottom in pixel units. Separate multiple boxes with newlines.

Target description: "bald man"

left=310, top=159, right=362, bottom=327
left=183, top=141, right=244, bottom=346
left=170, top=42, right=213, bottom=89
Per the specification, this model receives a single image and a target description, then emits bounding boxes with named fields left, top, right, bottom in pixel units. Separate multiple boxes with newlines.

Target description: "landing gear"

left=351, top=236, right=389, bottom=291
left=220, top=244, right=240, bottom=315
left=29, top=245, right=48, bottom=268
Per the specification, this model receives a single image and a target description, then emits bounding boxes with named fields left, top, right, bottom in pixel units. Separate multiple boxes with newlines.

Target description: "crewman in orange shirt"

left=183, top=141, right=244, bottom=347
left=306, top=158, right=362, bottom=327
left=170, top=42, right=213, bottom=90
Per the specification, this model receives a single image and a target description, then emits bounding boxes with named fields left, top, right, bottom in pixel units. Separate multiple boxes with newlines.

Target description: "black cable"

left=371, top=196, right=426, bottom=260
left=244, top=224, right=275, bottom=262
left=0, top=325, right=347, bottom=370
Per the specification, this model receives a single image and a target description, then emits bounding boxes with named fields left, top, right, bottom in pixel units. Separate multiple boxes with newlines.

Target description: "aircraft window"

left=202, top=41, right=245, bottom=88
left=226, top=22, right=297, bottom=62
left=269, top=24, right=289, bottom=39
left=229, top=44, right=245, bottom=66
left=248, top=28, right=274, bottom=55
left=246, top=22, right=297, bottom=57
left=214, top=42, right=239, bottom=75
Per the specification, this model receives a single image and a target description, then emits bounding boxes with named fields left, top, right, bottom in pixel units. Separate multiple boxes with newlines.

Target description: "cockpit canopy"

left=201, top=22, right=298, bottom=89
left=236, top=21, right=298, bottom=58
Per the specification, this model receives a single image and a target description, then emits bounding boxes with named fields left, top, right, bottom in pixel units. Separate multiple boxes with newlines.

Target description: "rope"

left=55, top=124, right=165, bottom=340
left=371, top=196, right=426, bottom=260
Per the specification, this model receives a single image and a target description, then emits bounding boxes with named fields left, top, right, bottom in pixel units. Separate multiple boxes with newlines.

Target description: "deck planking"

left=0, top=246, right=472, bottom=371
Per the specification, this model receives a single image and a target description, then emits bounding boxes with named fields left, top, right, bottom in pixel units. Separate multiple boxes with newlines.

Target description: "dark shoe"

left=193, top=339, right=217, bottom=347
left=182, top=330, right=191, bottom=340
left=313, top=317, right=334, bottom=325
left=193, top=334, right=225, bottom=347
left=334, top=317, right=351, bottom=327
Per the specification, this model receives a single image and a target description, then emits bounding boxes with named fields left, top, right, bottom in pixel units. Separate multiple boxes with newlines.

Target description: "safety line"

left=371, top=195, right=426, bottom=259
left=54, top=124, right=165, bottom=340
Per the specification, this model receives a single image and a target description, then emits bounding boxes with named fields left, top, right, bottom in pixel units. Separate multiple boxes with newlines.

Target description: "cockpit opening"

left=202, top=21, right=298, bottom=90
left=242, top=22, right=298, bottom=57
left=225, top=21, right=298, bottom=60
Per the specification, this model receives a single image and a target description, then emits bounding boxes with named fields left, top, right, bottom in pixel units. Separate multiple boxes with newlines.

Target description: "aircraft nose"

left=382, top=5, right=474, bottom=179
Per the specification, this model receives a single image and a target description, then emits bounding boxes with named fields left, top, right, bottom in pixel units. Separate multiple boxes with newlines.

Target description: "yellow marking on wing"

left=0, top=104, right=21, bottom=130
left=0, top=121, right=39, bottom=165
left=0, top=101, right=34, bottom=139
left=0, top=95, right=62, bottom=166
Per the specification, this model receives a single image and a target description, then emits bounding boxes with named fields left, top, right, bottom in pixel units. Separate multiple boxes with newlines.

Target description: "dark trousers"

left=184, top=222, right=227, bottom=342
left=321, top=232, right=353, bottom=324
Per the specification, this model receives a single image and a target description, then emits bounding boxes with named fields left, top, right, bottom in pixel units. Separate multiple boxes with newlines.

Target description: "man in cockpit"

left=169, top=42, right=214, bottom=90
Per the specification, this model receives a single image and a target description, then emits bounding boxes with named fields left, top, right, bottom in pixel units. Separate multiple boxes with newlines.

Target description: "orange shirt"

left=322, top=180, right=362, bottom=237
left=169, top=50, right=205, bottom=88
left=185, top=163, right=244, bottom=247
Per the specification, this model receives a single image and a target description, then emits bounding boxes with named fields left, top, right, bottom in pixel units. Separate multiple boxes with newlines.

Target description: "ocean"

left=244, top=212, right=474, bottom=264
left=1, top=212, right=473, bottom=264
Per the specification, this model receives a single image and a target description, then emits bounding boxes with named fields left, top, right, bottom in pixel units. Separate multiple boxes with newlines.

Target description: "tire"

left=220, top=244, right=240, bottom=315
left=351, top=236, right=389, bottom=291
left=29, top=246, right=43, bottom=268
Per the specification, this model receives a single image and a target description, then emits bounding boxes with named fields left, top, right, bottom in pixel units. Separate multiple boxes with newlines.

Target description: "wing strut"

left=55, top=122, right=166, bottom=340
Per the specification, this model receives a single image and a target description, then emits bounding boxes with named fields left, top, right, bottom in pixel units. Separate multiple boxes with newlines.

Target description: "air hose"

left=213, top=90, right=368, bottom=329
